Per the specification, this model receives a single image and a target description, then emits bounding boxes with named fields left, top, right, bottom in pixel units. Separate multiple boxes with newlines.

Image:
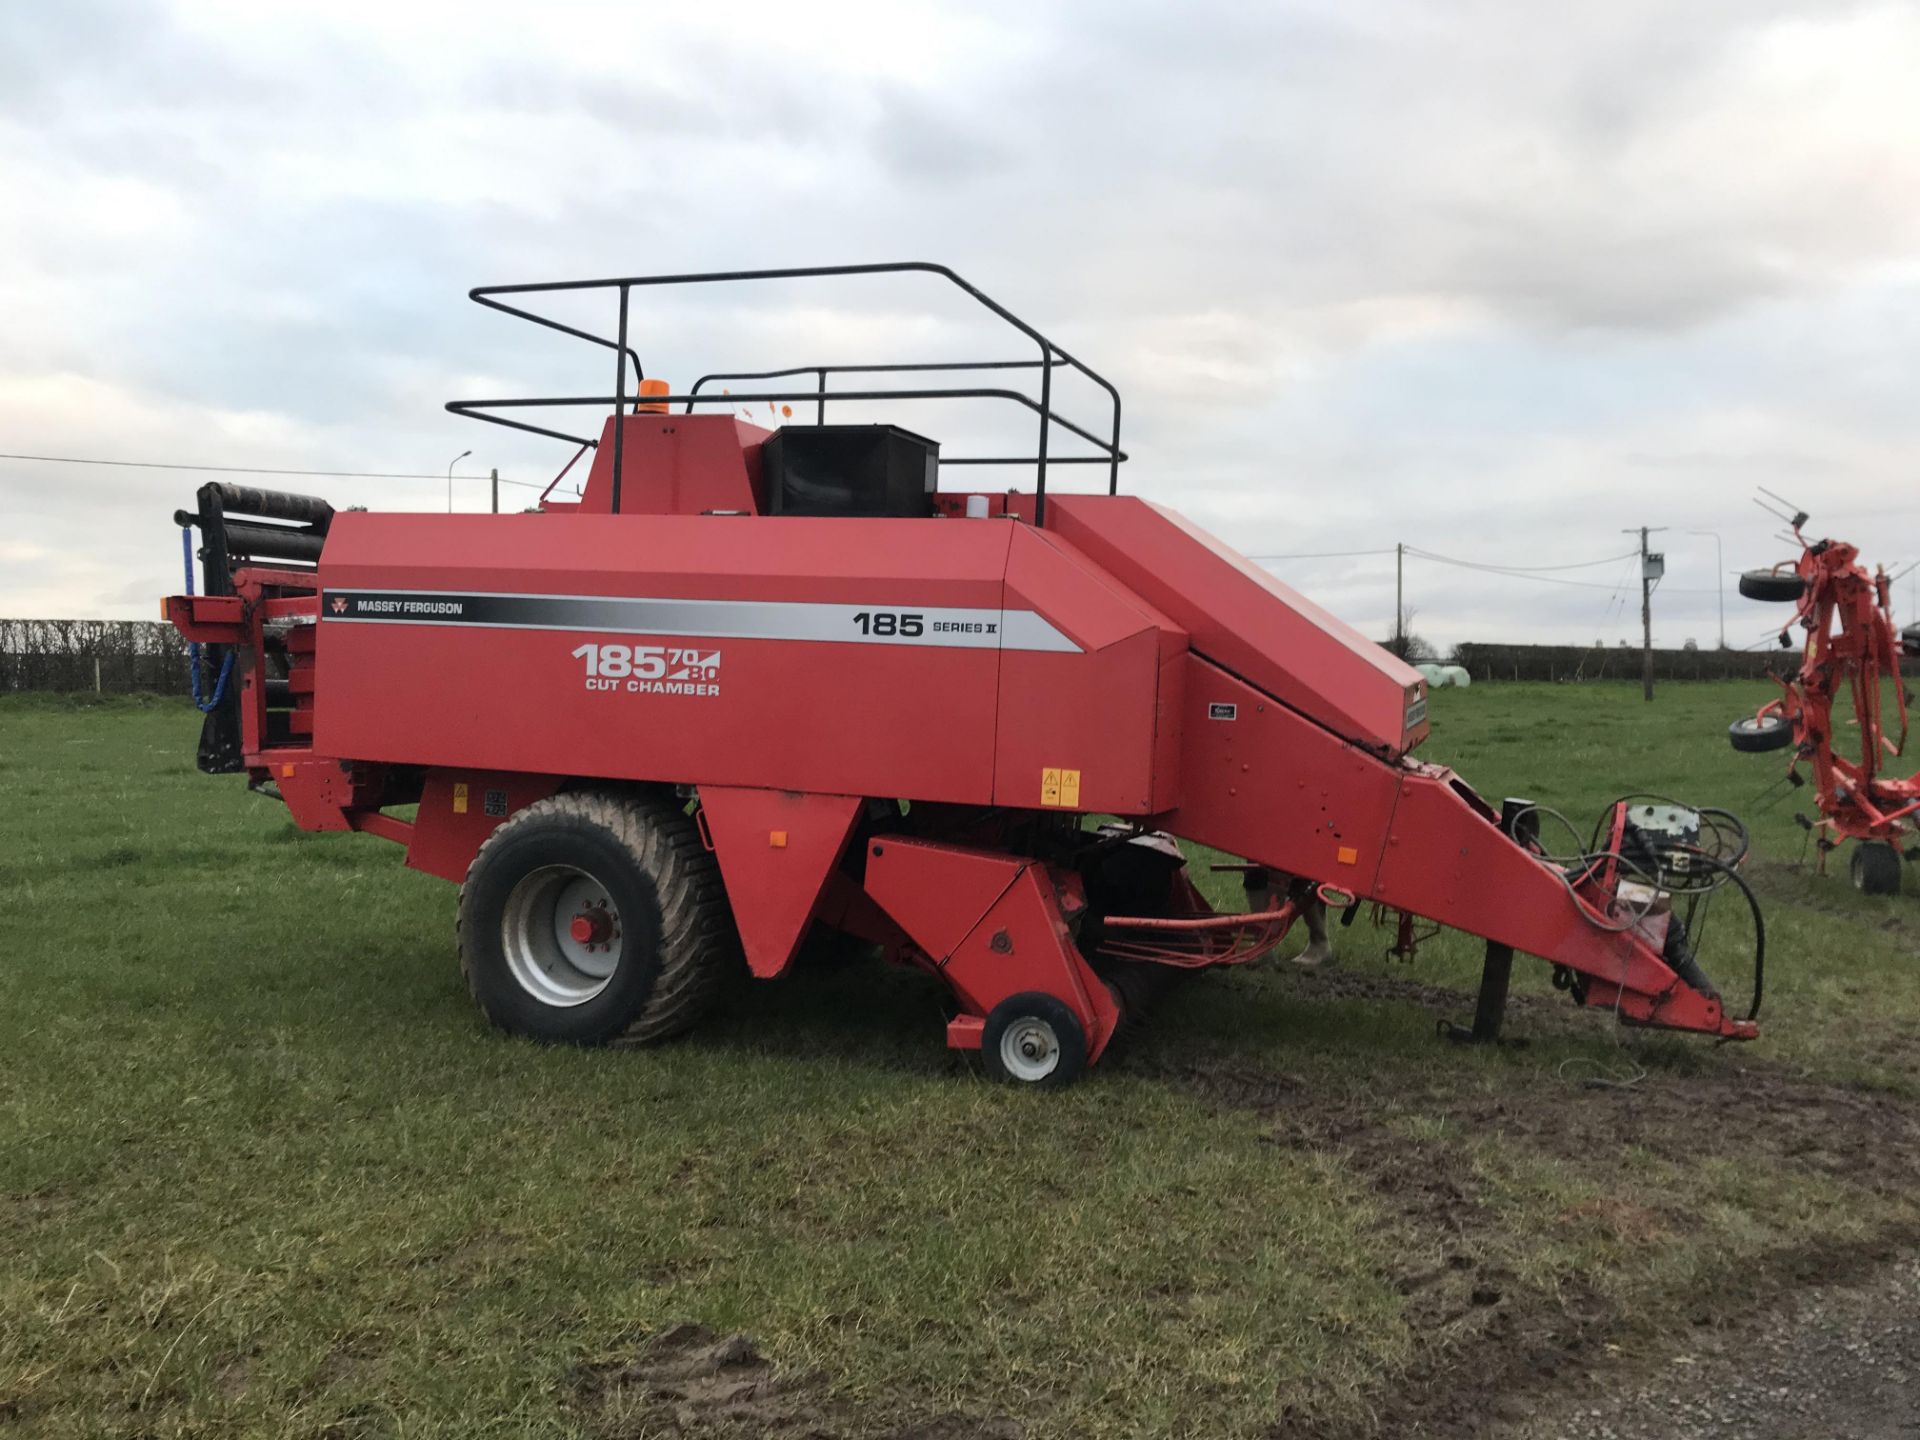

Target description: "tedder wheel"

left=1850, top=841, right=1904, bottom=897
left=1728, top=714, right=1795, bottom=753
left=1737, top=569, right=1807, bottom=603
left=457, top=790, right=737, bottom=1045
left=981, top=992, right=1088, bottom=1090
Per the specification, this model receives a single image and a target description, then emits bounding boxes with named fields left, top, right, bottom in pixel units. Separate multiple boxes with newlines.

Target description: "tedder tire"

left=1728, top=714, right=1795, bottom=753
left=458, top=790, right=737, bottom=1046
left=981, top=992, right=1088, bottom=1089
left=1850, top=841, right=1904, bottom=897
left=1738, top=569, right=1807, bottom=603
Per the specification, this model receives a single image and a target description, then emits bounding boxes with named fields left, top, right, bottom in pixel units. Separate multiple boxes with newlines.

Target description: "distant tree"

left=1682, top=637, right=1699, bottom=651
left=1383, top=605, right=1436, bottom=663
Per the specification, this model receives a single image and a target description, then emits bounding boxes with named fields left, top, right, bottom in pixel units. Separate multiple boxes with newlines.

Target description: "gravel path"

left=1514, top=1258, right=1920, bottom=1440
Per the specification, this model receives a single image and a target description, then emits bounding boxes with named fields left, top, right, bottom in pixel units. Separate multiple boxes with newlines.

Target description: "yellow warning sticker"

left=452, top=782, right=469, bottom=815
left=1040, top=767, right=1082, bottom=808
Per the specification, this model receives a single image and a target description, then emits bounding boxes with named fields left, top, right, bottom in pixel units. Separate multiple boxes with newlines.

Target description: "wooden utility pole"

left=1624, top=526, right=1666, bottom=701
left=1639, top=527, right=1652, bottom=700
left=1394, top=542, right=1404, bottom=655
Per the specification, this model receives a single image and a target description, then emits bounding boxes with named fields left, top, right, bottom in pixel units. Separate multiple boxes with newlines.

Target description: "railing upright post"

left=817, top=368, right=826, bottom=424
left=611, top=285, right=629, bottom=513
left=1035, top=346, right=1052, bottom=527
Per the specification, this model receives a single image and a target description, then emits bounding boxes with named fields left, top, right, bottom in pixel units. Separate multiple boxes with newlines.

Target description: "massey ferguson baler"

left=165, top=264, right=1760, bottom=1086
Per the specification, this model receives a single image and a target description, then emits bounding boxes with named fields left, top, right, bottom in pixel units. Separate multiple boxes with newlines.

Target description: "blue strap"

left=181, top=526, right=234, bottom=713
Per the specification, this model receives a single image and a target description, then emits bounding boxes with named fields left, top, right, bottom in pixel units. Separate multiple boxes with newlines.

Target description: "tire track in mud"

left=1153, top=1028, right=1920, bottom=1439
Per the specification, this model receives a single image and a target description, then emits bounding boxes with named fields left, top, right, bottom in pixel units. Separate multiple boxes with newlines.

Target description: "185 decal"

left=572, top=642, right=722, bottom=696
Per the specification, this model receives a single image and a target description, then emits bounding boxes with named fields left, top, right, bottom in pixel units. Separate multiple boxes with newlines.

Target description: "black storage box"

left=762, top=424, right=939, bottom=518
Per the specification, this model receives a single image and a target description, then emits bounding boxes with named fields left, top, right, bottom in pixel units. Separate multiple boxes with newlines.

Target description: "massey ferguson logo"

left=571, top=642, right=721, bottom=697
left=328, top=593, right=465, bottom=618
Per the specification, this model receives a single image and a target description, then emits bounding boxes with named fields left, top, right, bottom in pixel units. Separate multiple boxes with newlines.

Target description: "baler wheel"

left=1737, top=569, right=1807, bottom=603
left=1728, top=714, right=1794, bottom=753
left=980, top=992, right=1088, bottom=1089
left=1850, top=841, right=1904, bottom=897
left=457, top=790, right=737, bottom=1046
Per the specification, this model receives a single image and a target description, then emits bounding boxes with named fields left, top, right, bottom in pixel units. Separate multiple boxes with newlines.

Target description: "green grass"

left=2, top=685, right=1917, bottom=1438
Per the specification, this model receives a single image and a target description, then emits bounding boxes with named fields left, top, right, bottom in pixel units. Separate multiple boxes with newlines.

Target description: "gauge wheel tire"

left=1903, top=623, right=1920, bottom=660
left=1850, top=841, right=1904, bottom=897
left=981, top=992, right=1089, bottom=1089
left=458, top=790, right=738, bottom=1046
left=1738, top=569, right=1807, bottom=603
left=1728, top=714, right=1795, bottom=753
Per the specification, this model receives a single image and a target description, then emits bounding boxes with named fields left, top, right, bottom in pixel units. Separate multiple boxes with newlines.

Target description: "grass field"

left=4, top=684, right=1919, bottom=1438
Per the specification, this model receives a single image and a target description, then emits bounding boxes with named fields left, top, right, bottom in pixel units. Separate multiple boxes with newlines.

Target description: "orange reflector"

left=637, top=377, right=671, bottom=414
left=769, top=830, right=788, bottom=848
left=1336, top=846, right=1359, bottom=866
left=280, top=763, right=294, bottom=778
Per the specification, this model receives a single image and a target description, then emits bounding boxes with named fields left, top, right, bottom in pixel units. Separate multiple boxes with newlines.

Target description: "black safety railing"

left=446, top=263, right=1127, bottom=526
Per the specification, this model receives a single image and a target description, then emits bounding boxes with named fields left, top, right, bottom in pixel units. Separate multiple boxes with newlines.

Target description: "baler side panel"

left=698, top=786, right=864, bottom=979
left=1151, top=641, right=1186, bottom=814
left=996, top=524, right=1186, bottom=814
left=1161, top=659, right=1403, bottom=890
left=314, top=513, right=1020, bottom=805
left=994, top=630, right=1163, bottom=814
left=407, top=770, right=565, bottom=882
left=1047, top=494, right=1428, bottom=756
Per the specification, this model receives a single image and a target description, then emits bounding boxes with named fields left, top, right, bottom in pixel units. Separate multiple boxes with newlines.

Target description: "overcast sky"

left=5, top=0, right=1919, bottom=650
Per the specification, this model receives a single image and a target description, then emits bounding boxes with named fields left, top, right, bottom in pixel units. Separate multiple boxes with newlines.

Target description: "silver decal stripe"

left=322, top=589, right=1081, bottom=653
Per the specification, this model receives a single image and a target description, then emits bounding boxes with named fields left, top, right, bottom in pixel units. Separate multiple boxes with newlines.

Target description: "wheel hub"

left=998, top=1017, right=1060, bottom=1082
left=502, top=866, right=623, bottom=1007
left=568, top=907, right=616, bottom=949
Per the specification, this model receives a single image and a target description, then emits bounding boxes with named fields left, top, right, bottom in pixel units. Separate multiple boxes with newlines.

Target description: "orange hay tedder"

left=1731, top=491, right=1920, bottom=895
left=166, top=265, right=1763, bottom=1086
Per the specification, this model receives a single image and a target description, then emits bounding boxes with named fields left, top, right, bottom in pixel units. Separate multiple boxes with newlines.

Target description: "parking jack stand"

left=1443, top=798, right=1535, bottom=1046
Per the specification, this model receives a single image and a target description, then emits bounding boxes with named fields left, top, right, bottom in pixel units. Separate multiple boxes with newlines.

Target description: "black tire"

left=1902, top=623, right=1920, bottom=660
left=1738, top=569, right=1806, bottom=603
left=980, top=992, right=1089, bottom=1089
left=1850, top=841, right=1904, bottom=897
left=458, top=790, right=737, bottom=1045
left=1729, top=714, right=1795, bottom=753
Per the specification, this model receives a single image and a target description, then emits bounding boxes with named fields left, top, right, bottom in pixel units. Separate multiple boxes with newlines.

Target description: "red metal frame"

left=1741, top=524, right=1919, bottom=864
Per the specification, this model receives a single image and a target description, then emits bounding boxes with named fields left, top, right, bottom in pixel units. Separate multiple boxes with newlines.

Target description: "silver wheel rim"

left=998, top=1016, right=1061, bottom=1082
left=1735, top=719, right=1775, bottom=734
left=502, top=865, right=622, bottom=1007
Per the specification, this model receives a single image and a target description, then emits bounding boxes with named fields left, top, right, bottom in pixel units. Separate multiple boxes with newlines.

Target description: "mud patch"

left=1163, top=1052, right=1920, bottom=1439
left=573, top=1323, right=1021, bottom=1439
left=1300, top=966, right=1617, bottom=1043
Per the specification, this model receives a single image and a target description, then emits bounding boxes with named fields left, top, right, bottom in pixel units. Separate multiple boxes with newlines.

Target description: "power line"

left=1405, top=552, right=1720, bottom=599
left=0, top=450, right=546, bottom=489
left=1405, top=545, right=1639, bottom=573
left=1402, top=546, right=1717, bottom=594
left=1245, top=547, right=1398, bottom=561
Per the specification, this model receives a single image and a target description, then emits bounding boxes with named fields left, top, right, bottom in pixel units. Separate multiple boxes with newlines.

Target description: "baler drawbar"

left=166, top=264, right=1759, bottom=1086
